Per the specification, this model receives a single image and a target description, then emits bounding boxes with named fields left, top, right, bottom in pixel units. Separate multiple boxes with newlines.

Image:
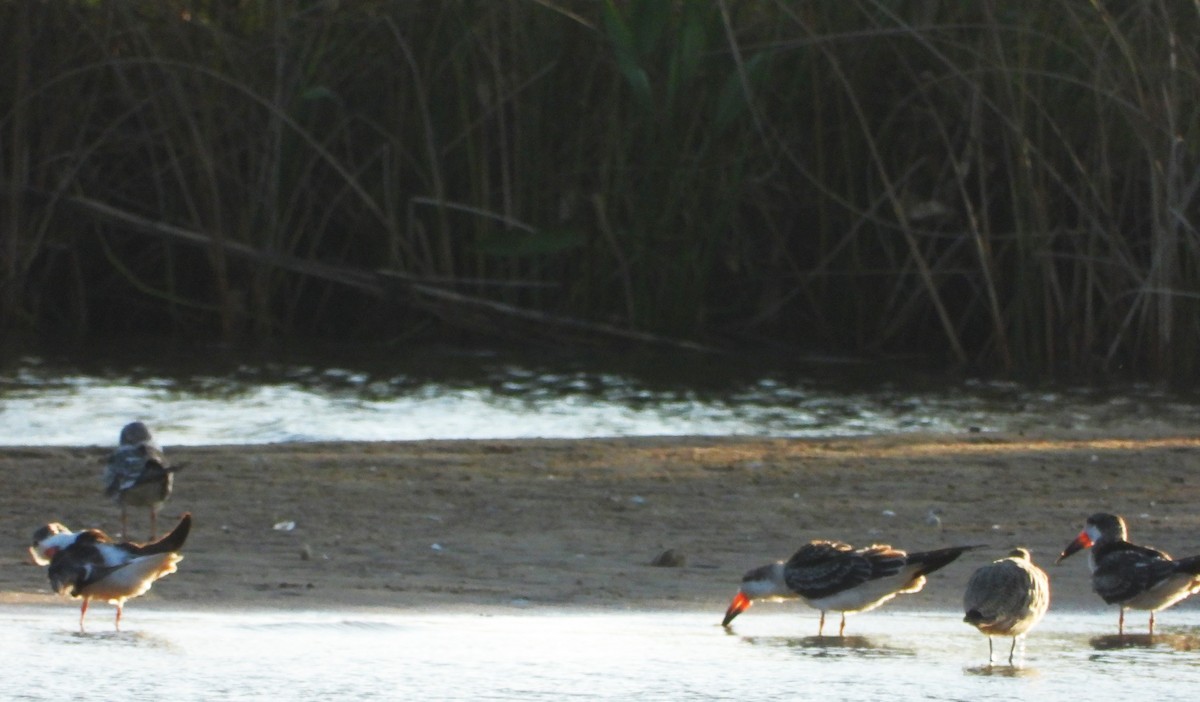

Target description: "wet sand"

left=4, top=432, right=1200, bottom=617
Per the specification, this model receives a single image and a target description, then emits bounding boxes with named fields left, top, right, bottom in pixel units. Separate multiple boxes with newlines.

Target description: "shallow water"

left=1, top=343, right=1197, bottom=446
left=6, top=606, right=1200, bottom=700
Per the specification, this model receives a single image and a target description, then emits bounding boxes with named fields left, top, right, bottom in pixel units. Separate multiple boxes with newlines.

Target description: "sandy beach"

left=4, top=432, right=1200, bottom=620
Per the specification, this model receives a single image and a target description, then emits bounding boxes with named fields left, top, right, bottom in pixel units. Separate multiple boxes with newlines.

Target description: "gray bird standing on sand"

left=104, top=422, right=179, bottom=539
left=963, top=548, right=1050, bottom=664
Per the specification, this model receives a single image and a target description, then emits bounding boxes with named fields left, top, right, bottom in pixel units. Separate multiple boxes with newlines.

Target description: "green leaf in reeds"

left=714, top=51, right=771, bottom=131
left=601, top=0, right=653, bottom=109
left=472, top=228, right=585, bottom=258
left=300, top=86, right=338, bottom=103
left=667, top=3, right=711, bottom=105
left=627, top=0, right=670, bottom=58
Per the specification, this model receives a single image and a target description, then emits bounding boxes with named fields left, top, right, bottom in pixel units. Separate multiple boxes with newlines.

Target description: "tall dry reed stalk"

left=0, top=0, right=1195, bottom=379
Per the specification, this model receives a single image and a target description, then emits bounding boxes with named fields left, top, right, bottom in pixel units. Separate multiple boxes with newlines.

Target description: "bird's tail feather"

left=908, top=544, right=985, bottom=576
left=963, top=608, right=988, bottom=625
left=135, top=513, right=191, bottom=555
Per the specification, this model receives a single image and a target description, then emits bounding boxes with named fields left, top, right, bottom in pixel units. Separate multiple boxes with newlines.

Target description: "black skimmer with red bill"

left=722, top=540, right=981, bottom=635
left=103, top=421, right=180, bottom=539
left=29, top=522, right=72, bottom=565
left=963, top=548, right=1050, bottom=663
left=31, top=513, right=191, bottom=632
left=1057, top=512, right=1200, bottom=636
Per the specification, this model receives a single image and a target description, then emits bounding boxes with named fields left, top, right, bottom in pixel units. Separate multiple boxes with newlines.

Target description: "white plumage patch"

left=76, top=553, right=184, bottom=604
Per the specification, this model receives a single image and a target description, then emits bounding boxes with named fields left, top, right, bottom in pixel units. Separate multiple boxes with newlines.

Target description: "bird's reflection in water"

left=737, top=634, right=916, bottom=659
left=963, top=663, right=1039, bottom=678
left=53, top=628, right=178, bottom=651
left=1090, top=633, right=1200, bottom=651
left=789, top=635, right=876, bottom=649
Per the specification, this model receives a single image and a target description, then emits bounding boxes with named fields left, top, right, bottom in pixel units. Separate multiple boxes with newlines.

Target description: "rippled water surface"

left=1, top=342, right=1197, bottom=445
left=7, top=606, right=1200, bottom=700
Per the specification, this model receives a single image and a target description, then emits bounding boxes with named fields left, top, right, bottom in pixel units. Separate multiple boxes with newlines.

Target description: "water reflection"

left=963, top=663, right=1040, bottom=678
left=739, top=634, right=910, bottom=659
left=1090, top=633, right=1200, bottom=651
left=51, top=627, right=180, bottom=651
left=9, top=607, right=1200, bottom=700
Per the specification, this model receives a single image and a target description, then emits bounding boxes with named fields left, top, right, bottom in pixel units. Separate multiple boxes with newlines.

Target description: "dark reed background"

left=1, top=1, right=1197, bottom=379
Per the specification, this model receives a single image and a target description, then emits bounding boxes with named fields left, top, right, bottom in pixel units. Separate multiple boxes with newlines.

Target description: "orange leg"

left=79, top=597, right=90, bottom=633
left=818, top=611, right=826, bottom=637
left=115, top=602, right=124, bottom=632
left=838, top=613, right=846, bottom=637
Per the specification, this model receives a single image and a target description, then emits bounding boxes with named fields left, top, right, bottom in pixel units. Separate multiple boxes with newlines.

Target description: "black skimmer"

left=963, top=548, right=1050, bottom=663
left=31, top=513, right=191, bottom=632
left=722, top=540, right=980, bottom=635
left=103, top=421, right=180, bottom=539
left=1057, top=512, right=1200, bottom=636
left=29, top=522, right=72, bottom=565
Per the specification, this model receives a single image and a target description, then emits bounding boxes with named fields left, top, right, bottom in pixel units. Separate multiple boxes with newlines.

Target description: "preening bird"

left=31, top=513, right=192, bottom=632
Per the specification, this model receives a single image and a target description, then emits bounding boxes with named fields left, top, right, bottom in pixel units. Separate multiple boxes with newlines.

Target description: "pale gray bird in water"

left=963, top=548, right=1050, bottom=664
left=103, top=422, right=180, bottom=539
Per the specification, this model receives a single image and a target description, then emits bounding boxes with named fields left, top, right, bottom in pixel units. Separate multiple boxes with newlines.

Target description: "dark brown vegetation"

left=0, top=1, right=1197, bottom=378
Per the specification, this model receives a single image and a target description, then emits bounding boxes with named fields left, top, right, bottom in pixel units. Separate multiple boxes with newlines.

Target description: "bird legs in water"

left=77, top=596, right=124, bottom=633
left=1117, top=608, right=1156, bottom=638
left=816, top=611, right=848, bottom=637
left=985, top=636, right=1020, bottom=665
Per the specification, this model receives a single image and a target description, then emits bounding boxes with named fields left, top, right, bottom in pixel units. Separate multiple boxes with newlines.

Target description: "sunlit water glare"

left=5, top=607, right=1200, bottom=700
left=1, top=347, right=1196, bottom=445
